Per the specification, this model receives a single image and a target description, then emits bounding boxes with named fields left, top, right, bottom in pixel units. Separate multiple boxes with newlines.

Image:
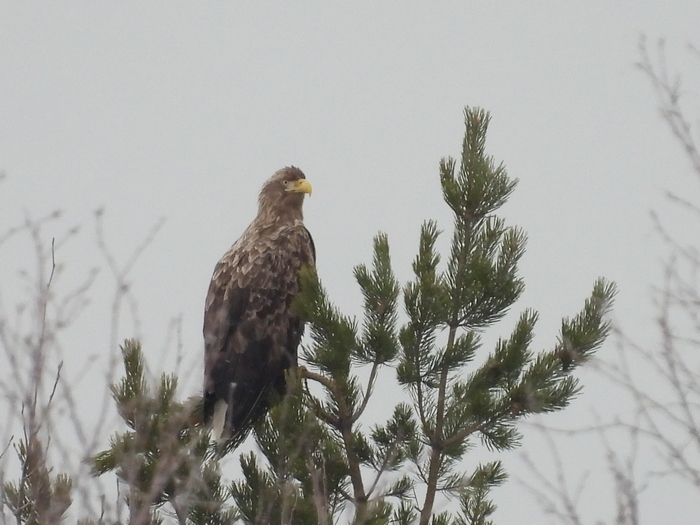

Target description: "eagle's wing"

left=203, top=226, right=314, bottom=446
left=304, top=226, right=316, bottom=263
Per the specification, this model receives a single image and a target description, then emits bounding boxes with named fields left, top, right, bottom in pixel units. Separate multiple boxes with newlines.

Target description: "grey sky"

left=2, top=3, right=699, bottom=523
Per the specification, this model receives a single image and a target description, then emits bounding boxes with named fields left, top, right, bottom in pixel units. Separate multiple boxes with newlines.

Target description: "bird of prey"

left=203, top=166, right=315, bottom=449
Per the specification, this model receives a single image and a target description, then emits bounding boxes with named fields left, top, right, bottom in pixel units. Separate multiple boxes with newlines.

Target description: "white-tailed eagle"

left=203, top=166, right=315, bottom=449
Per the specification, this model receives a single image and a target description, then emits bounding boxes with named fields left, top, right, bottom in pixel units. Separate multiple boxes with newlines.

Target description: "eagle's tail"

left=211, top=399, right=229, bottom=442
left=204, top=382, right=269, bottom=456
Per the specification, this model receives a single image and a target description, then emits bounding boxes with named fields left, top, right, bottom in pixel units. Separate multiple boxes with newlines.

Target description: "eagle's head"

left=258, top=166, right=312, bottom=221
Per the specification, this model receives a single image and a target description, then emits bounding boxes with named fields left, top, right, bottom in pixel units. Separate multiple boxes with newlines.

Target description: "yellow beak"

left=292, top=179, right=313, bottom=196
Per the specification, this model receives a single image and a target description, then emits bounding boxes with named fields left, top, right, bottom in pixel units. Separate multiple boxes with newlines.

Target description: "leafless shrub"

left=520, top=36, right=700, bottom=525
left=0, top=198, right=166, bottom=523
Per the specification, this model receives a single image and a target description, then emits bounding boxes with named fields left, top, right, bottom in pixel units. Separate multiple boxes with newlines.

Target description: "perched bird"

left=203, top=166, right=315, bottom=449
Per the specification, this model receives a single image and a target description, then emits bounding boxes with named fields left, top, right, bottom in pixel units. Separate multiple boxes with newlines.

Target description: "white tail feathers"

left=212, top=400, right=228, bottom=442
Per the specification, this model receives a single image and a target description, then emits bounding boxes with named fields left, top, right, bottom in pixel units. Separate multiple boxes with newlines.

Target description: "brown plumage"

left=203, top=166, right=315, bottom=449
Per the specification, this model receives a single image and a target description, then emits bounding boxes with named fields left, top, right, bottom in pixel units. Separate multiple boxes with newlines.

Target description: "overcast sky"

left=2, top=3, right=700, bottom=524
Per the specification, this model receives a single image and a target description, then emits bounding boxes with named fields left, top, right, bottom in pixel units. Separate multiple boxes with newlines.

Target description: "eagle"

left=203, top=166, right=315, bottom=449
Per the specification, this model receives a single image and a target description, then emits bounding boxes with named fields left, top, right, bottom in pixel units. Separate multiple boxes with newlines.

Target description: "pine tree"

left=236, top=107, right=616, bottom=524
left=90, top=340, right=237, bottom=525
left=87, top=106, right=615, bottom=524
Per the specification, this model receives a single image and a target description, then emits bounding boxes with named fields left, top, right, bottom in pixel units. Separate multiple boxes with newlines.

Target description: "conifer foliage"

left=1, top=107, right=614, bottom=524
left=237, top=107, right=616, bottom=524
left=90, top=340, right=236, bottom=525
left=2, top=435, right=73, bottom=524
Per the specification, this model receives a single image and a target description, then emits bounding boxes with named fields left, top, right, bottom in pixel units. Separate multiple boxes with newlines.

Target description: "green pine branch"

left=90, top=339, right=233, bottom=525
left=2, top=435, right=73, bottom=524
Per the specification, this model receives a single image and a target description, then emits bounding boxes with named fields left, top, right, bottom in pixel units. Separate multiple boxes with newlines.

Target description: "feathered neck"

left=255, top=194, right=304, bottom=226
